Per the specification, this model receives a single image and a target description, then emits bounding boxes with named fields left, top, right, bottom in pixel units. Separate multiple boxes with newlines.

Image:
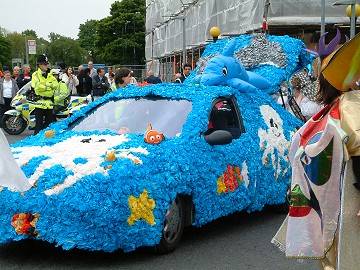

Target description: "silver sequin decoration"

left=290, top=69, right=319, bottom=101
left=196, top=54, right=218, bottom=74
left=235, top=33, right=287, bottom=68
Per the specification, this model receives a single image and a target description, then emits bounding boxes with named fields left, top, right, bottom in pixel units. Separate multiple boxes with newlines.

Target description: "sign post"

left=28, top=40, right=37, bottom=55
left=25, top=39, right=36, bottom=64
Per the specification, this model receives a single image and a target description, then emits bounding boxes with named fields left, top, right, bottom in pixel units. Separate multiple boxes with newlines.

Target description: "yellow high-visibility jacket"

left=54, top=81, right=70, bottom=107
left=31, top=68, right=58, bottom=109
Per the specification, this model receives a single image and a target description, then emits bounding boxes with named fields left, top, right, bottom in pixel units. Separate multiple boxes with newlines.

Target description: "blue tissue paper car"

left=0, top=33, right=308, bottom=253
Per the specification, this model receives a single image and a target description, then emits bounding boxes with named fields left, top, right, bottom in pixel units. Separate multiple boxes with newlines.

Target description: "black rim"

left=3, top=116, right=26, bottom=134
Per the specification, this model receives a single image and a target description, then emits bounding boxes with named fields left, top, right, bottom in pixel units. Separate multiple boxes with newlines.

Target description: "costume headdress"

left=320, top=31, right=360, bottom=91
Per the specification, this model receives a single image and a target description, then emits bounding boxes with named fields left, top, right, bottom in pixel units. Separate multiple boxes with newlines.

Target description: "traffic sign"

left=27, top=40, right=37, bottom=55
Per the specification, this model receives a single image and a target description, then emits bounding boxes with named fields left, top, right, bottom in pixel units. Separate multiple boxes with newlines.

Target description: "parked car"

left=0, top=82, right=300, bottom=253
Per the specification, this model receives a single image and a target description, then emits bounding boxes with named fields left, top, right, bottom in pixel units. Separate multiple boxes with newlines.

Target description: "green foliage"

left=0, top=33, right=11, bottom=68
left=48, top=32, right=62, bottom=43
left=94, top=0, right=145, bottom=65
left=22, top=29, right=37, bottom=39
left=47, top=35, right=87, bottom=67
left=6, top=32, right=26, bottom=59
left=78, top=20, right=98, bottom=61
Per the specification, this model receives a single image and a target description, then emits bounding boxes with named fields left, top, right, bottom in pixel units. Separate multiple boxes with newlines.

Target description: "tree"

left=6, top=32, right=26, bottom=60
left=22, top=29, right=38, bottom=39
left=48, top=32, right=62, bottom=43
left=95, top=0, right=145, bottom=65
left=78, top=20, right=98, bottom=61
left=0, top=33, right=11, bottom=68
left=47, top=35, right=87, bottom=67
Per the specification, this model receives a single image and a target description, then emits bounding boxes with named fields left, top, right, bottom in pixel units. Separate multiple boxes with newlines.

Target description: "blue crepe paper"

left=0, top=34, right=304, bottom=252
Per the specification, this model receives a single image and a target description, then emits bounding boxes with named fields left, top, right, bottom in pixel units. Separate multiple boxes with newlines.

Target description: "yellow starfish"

left=127, top=189, right=156, bottom=226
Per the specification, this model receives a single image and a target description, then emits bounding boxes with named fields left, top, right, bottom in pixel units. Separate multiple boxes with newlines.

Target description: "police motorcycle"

left=2, top=70, right=91, bottom=135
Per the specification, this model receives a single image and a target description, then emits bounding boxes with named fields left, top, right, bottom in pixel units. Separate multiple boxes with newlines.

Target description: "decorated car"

left=0, top=34, right=309, bottom=253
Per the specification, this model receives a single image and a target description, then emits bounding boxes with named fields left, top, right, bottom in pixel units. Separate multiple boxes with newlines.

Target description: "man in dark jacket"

left=175, top=64, right=192, bottom=83
left=92, top=68, right=110, bottom=99
left=77, top=68, right=93, bottom=96
left=145, top=70, right=162, bottom=84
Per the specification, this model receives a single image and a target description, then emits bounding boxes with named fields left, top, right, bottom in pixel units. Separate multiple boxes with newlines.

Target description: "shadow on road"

left=0, top=210, right=317, bottom=270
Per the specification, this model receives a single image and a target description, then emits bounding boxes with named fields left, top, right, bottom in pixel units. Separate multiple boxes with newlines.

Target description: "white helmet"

left=51, top=69, right=61, bottom=75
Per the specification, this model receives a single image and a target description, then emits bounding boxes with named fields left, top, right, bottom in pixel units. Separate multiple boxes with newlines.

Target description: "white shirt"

left=277, top=94, right=322, bottom=120
left=2, top=80, right=13, bottom=98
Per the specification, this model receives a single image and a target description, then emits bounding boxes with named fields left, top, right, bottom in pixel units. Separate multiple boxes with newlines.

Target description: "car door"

left=193, top=95, right=256, bottom=225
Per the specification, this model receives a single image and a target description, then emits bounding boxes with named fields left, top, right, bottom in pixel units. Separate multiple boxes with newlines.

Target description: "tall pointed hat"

left=321, top=32, right=360, bottom=91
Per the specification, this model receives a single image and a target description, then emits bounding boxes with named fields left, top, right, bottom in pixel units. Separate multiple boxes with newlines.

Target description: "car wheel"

left=2, top=115, right=27, bottom=135
left=156, top=196, right=185, bottom=254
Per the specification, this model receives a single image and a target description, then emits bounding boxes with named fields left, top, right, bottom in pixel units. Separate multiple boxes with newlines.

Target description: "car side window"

left=205, top=96, right=245, bottom=139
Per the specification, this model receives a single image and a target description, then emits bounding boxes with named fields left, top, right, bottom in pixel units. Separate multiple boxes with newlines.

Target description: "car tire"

left=270, top=201, right=289, bottom=214
left=270, top=188, right=290, bottom=214
left=156, top=196, right=185, bottom=254
left=2, top=115, right=27, bottom=135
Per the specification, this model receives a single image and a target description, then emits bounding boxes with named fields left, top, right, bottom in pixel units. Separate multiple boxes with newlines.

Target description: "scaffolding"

left=146, top=0, right=353, bottom=81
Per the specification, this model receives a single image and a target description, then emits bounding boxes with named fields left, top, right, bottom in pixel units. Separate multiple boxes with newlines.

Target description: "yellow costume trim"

left=322, top=33, right=360, bottom=91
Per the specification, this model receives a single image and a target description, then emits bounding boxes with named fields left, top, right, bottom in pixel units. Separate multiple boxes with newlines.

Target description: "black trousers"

left=34, top=108, right=55, bottom=135
left=352, top=156, right=360, bottom=190
left=0, top=97, right=12, bottom=128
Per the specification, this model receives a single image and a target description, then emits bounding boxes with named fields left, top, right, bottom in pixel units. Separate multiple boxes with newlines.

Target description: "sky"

left=0, top=0, right=119, bottom=40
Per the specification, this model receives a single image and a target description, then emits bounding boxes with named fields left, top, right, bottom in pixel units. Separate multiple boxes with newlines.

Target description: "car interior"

left=205, top=97, right=244, bottom=139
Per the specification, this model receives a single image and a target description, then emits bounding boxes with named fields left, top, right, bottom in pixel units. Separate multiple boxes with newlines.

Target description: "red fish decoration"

left=11, top=213, right=39, bottom=236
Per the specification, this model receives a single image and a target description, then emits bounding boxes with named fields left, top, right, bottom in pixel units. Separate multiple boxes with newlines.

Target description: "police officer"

left=31, top=54, right=58, bottom=134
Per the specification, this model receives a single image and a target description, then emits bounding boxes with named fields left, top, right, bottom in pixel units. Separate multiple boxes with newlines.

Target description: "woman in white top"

left=278, top=77, right=322, bottom=121
left=0, top=69, right=18, bottom=126
left=61, top=67, right=79, bottom=95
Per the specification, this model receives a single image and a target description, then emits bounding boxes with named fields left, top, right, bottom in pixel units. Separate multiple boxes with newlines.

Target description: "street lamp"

left=333, top=0, right=359, bottom=38
left=209, top=26, right=221, bottom=42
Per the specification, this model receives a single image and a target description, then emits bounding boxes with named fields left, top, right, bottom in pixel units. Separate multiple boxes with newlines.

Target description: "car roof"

left=102, top=83, right=246, bottom=104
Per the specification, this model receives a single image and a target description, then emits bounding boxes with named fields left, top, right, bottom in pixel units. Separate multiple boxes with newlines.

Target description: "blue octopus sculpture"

left=194, top=39, right=271, bottom=92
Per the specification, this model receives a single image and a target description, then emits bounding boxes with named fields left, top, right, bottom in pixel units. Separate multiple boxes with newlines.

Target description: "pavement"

left=0, top=131, right=318, bottom=270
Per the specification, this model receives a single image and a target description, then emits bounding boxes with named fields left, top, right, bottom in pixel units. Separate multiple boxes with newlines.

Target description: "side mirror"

left=204, top=130, right=233, bottom=145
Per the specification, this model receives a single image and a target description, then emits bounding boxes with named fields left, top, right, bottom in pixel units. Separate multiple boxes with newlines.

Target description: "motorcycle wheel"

left=2, top=115, right=27, bottom=135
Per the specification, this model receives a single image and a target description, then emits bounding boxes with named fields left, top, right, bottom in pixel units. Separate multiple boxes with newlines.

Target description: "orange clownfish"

left=144, top=123, right=164, bottom=144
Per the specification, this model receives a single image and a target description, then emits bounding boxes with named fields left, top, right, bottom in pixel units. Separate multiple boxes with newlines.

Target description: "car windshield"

left=70, top=97, right=192, bottom=137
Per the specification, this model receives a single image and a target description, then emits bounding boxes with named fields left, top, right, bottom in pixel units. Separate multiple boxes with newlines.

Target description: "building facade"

left=146, top=0, right=358, bottom=81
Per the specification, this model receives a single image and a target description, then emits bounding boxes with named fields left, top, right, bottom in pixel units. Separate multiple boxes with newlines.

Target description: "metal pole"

left=350, top=4, right=356, bottom=38
left=321, top=0, right=326, bottom=35
left=151, top=30, right=154, bottom=63
left=182, top=17, right=187, bottom=65
left=25, top=37, right=29, bottom=65
left=133, top=20, right=136, bottom=65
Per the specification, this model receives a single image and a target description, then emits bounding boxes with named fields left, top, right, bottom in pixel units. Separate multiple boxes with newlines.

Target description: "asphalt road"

left=1, top=131, right=318, bottom=270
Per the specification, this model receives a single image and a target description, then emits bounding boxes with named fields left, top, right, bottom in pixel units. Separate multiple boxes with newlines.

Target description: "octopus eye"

left=275, top=123, right=279, bottom=129
left=270, top=118, right=274, bottom=127
left=150, top=136, right=155, bottom=141
left=222, top=67, right=228, bottom=76
left=156, top=134, right=162, bottom=140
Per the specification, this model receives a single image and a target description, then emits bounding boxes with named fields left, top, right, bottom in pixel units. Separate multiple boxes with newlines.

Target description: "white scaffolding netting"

left=146, top=0, right=264, bottom=60
left=146, top=0, right=353, bottom=60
